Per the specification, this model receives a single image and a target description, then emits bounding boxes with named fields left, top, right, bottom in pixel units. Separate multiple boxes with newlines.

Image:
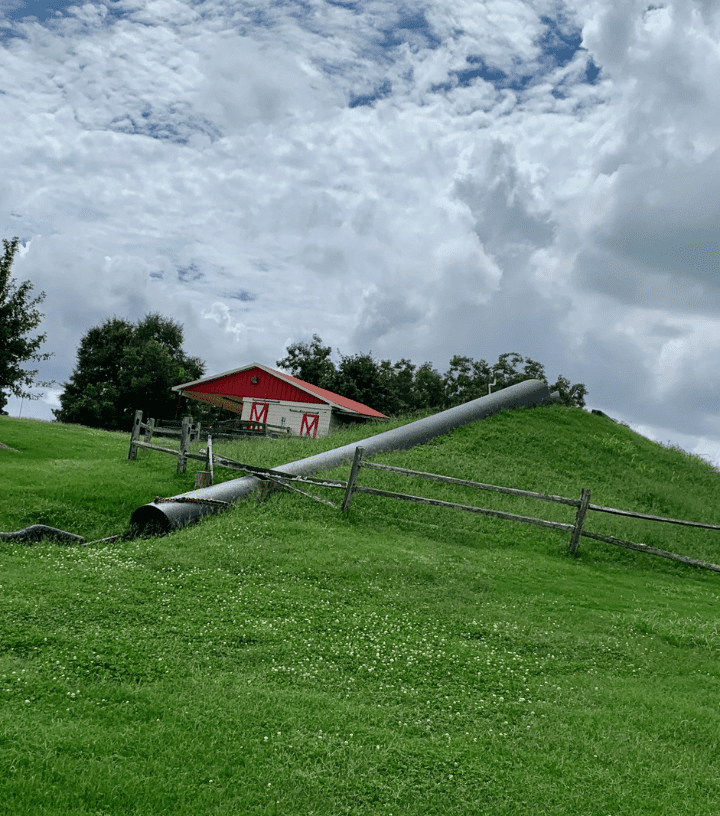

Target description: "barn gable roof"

left=173, top=363, right=387, bottom=419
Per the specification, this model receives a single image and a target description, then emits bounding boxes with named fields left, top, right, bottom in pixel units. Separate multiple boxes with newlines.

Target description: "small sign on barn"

left=172, top=363, right=387, bottom=438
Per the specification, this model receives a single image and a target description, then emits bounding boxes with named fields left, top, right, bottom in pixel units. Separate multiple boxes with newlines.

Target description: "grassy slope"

left=1, top=408, right=719, bottom=815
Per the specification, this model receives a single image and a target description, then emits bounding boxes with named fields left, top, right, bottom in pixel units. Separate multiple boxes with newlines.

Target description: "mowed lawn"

left=1, top=407, right=719, bottom=815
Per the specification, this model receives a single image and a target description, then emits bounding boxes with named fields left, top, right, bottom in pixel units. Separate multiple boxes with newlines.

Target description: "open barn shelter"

left=172, top=363, right=387, bottom=438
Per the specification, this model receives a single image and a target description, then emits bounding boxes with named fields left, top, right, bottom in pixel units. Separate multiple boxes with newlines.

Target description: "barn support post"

left=128, top=410, right=143, bottom=461
left=131, top=379, right=556, bottom=535
left=177, top=417, right=191, bottom=474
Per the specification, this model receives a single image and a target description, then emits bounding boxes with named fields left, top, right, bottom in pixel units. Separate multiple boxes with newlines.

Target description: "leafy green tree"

left=278, top=338, right=432, bottom=416
left=378, top=358, right=420, bottom=415
left=278, top=335, right=587, bottom=417
left=414, top=362, right=447, bottom=411
left=277, top=334, right=337, bottom=391
left=54, top=313, right=205, bottom=430
left=493, top=352, right=526, bottom=389
left=548, top=375, right=588, bottom=408
left=334, top=351, right=382, bottom=409
left=0, top=237, right=53, bottom=414
left=520, top=357, right=547, bottom=384
left=443, top=352, right=586, bottom=409
left=443, top=355, right=493, bottom=406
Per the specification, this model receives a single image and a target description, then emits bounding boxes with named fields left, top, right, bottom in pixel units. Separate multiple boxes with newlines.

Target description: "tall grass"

left=1, top=408, right=720, bottom=815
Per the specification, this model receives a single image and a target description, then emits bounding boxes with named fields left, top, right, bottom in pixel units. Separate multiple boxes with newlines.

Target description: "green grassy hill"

left=1, top=407, right=719, bottom=815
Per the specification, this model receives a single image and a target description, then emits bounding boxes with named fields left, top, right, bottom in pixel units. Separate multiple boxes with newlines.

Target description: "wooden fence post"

left=177, top=416, right=191, bottom=474
left=128, top=410, right=143, bottom=460
left=569, top=488, right=591, bottom=555
left=194, top=436, right=215, bottom=489
left=144, top=417, right=155, bottom=444
left=206, top=436, right=214, bottom=485
left=341, top=446, right=364, bottom=513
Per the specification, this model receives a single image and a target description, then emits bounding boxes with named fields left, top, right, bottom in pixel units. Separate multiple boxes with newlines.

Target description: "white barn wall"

left=240, top=399, right=333, bottom=437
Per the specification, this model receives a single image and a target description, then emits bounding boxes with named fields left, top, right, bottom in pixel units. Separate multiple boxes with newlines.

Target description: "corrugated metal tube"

left=130, top=378, right=553, bottom=535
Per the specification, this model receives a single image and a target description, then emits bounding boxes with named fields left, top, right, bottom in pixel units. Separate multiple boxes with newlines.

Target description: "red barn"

left=172, top=363, right=387, bottom=438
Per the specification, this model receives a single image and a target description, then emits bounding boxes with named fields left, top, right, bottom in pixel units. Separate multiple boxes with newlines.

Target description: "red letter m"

left=300, top=413, right=319, bottom=438
left=249, top=402, right=269, bottom=429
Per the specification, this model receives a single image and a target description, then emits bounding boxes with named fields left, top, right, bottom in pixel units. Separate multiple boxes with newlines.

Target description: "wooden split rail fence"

left=127, top=428, right=720, bottom=573
left=127, top=410, right=291, bottom=478
left=226, top=446, right=720, bottom=574
left=337, top=447, right=720, bottom=573
left=128, top=411, right=203, bottom=475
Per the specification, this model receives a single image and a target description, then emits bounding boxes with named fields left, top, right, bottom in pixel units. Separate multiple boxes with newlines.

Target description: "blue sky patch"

left=445, top=16, right=599, bottom=98
left=349, top=77, right=392, bottom=108
left=379, top=9, right=441, bottom=51
left=1, top=0, right=74, bottom=25
left=585, top=59, right=601, bottom=84
left=0, top=0, right=130, bottom=44
left=458, top=57, right=507, bottom=86
left=107, top=103, right=222, bottom=145
left=326, top=0, right=360, bottom=9
left=445, top=57, right=533, bottom=93
left=221, top=290, right=257, bottom=302
left=537, top=15, right=601, bottom=86
left=538, top=16, right=583, bottom=69
left=177, top=261, right=203, bottom=283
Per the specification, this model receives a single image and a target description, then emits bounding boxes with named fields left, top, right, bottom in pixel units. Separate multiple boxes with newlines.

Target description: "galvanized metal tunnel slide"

left=130, top=379, right=555, bottom=535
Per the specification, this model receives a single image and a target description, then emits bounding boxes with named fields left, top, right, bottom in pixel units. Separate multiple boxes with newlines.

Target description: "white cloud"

left=42, top=388, right=63, bottom=409
left=1, top=0, right=719, bottom=468
left=201, top=301, right=246, bottom=343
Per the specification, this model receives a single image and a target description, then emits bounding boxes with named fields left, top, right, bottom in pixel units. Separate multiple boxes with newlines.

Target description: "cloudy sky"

left=2, top=0, right=720, bottom=464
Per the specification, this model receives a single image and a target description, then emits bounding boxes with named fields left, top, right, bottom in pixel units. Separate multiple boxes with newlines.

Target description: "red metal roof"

left=173, top=363, right=387, bottom=419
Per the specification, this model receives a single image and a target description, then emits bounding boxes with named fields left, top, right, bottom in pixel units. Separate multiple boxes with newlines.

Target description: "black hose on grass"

left=0, top=526, right=134, bottom=546
left=0, top=524, right=87, bottom=545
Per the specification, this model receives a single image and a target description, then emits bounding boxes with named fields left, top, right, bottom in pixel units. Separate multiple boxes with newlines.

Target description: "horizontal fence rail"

left=148, top=450, right=349, bottom=509
left=189, top=447, right=720, bottom=573
left=128, top=429, right=720, bottom=574
left=349, top=484, right=575, bottom=532
left=578, top=530, right=720, bottom=571
left=586, top=503, right=720, bottom=530
left=128, top=412, right=199, bottom=474
left=359, top=461, right=581, bottom=507
left=339, top=447, right=720, bottom=574
left=128, top=410, right=292, bottom=475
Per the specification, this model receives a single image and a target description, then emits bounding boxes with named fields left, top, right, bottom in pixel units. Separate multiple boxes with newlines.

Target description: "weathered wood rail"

left=128, top=428, right=720, bottom=574
left=337, top=447, right=720, bottom=574
left=127, top=410, right=291, bottom=475
left=128, top=412, right=200, bottom=473
left=200, top=418, right=292, bottom=439
left=153, top=445, right=720, bottom=572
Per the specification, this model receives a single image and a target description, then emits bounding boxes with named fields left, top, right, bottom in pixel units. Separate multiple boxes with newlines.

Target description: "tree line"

left=277, top=335, right=587, bottom=417
left=1, top=235, right=586, bottom=430
left=52, top=323, right=585, bottom=432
